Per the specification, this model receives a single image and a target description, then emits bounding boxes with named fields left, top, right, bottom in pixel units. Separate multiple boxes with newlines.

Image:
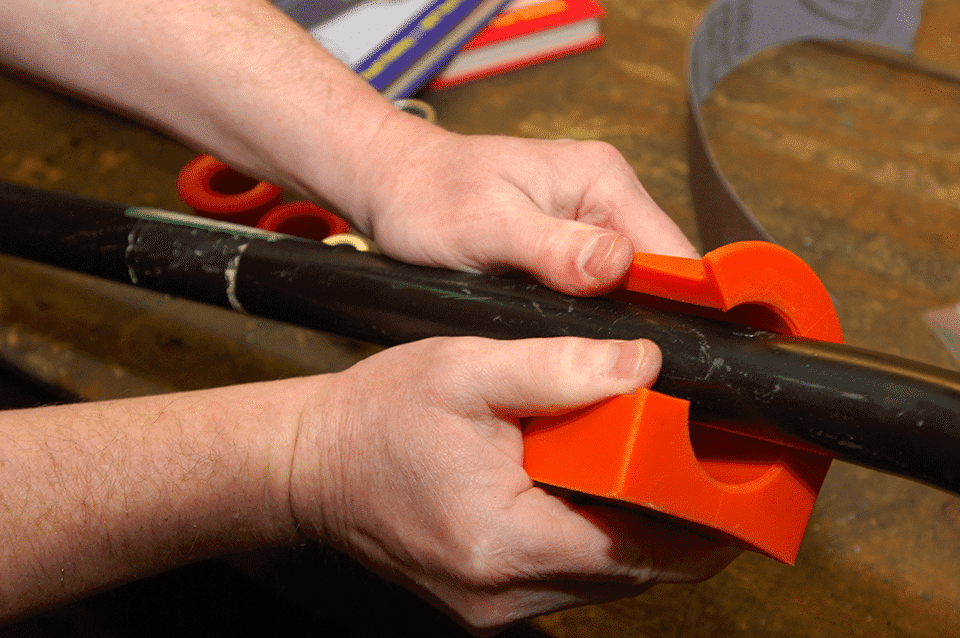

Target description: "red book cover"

left=429, top=0, right=605, bottom=89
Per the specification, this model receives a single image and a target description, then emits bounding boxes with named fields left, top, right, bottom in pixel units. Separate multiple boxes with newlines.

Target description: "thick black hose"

left=1, top=181, right=958, bottom=495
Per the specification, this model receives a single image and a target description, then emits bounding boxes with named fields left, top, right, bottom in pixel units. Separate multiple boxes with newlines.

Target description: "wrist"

left=224, top=375, right=331, bottom=548
left=125, top=379, right=318, bottom=553
left=321, top=107, right=454, bottom=237
left=285, top=368, right=362, bottom=549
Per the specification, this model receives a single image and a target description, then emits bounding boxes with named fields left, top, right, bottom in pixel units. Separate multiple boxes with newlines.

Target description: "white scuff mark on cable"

left=126, top=226, right=140, bottom=285
left=225, top=243, right=248, bottom=313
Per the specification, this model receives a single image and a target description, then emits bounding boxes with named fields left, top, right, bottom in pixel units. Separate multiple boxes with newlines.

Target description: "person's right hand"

left=287, top=336, right=739, bottom=635
left=336, top=116, right=699, bottom=299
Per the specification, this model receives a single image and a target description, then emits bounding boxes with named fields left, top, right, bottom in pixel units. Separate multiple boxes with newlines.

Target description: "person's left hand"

left=344, top=115, right=698, bottom=297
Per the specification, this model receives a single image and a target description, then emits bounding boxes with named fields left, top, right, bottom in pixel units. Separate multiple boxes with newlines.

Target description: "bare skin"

left=0, top=1, right=734, bottom=633
left=0, top=0, right=696, bottom=294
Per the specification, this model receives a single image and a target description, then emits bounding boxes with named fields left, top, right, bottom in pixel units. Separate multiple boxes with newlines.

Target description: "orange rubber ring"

left=257, top=201, right=351, bottom=241
left=176, top=154, right=282, bottom=226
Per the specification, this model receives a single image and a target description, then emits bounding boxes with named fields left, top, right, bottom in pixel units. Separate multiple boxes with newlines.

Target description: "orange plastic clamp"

left=522, top=241, right=843, bottom=564
left=177, top=154, right=282, bottom=226
left=257, top=201, right=351, bottom=241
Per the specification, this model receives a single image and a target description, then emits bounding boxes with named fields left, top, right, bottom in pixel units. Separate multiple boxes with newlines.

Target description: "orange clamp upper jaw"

left=522, top=241, right=843, bottom=564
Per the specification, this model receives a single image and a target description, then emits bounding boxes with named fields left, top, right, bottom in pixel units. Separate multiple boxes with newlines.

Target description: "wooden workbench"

left=0, top=0, right=958, bottom=635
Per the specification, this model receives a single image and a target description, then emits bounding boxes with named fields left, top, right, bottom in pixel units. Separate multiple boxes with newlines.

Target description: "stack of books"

left=274, top=0, right=605, bottom=96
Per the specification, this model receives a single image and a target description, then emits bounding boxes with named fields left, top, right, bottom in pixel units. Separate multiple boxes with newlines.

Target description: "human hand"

left=345, top=115, right=698, bottom=298
left=288, top=336, right=739, bottom=634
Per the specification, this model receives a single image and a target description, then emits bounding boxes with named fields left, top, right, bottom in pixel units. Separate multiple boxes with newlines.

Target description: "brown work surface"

left=1, top=0, right=959, bottom=636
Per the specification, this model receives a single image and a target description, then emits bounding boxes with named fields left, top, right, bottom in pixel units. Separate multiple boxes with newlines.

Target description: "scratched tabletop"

left=1, top=0, right=959, bottom=636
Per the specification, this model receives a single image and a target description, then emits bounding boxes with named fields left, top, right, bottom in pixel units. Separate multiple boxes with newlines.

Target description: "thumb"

left=468, top=337, right=662, bottom=418
left=468, top=212, right=635, bottom=297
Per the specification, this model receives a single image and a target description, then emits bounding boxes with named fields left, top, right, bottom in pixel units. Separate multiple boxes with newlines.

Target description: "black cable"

left=1, top=180, right=958, bottom=495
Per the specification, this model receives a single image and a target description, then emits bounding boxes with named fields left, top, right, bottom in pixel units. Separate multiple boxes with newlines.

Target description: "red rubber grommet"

left=256, top=201, right=351, bottom=241
left=177, top=154, right=282, bottom=226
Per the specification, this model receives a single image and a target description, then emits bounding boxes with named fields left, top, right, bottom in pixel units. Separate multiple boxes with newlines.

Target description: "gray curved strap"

left=686, top=0, right=925, bottom=250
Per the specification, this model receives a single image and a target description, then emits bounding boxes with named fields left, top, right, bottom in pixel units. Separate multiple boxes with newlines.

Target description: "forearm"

left=0, top=0, right=426, bottom=227
left=0, top=377, right=319, bottom=621
left=0, top=0, right=698, bottom=291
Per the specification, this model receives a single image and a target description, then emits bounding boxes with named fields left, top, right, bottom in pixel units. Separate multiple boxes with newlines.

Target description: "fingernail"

left=607, top=340, right=645, bottom=379
left=579, top=233, right=622, bottom=279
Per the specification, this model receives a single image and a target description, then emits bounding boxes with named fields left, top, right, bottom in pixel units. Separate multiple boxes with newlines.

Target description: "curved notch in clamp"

left=523, top=241, right=842, bottom=564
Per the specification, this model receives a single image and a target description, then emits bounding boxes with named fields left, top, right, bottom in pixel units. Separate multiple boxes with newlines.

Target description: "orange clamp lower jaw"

left=522, top=241, right=843, bottom=564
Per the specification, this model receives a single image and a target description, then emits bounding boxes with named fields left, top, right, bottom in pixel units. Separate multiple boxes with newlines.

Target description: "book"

left=429, top=0, right=605, bottom=89
left=275, top=0, right=511, bottom=99
left=273, top=0, right=365, bottom=29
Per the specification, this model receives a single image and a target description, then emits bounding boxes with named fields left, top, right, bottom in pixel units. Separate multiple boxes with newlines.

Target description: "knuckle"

left=579, top=140, right=628, bottom=166
left=416, top=337, right=478, bottom=385
left=412, top=336, right=506, bottom=410
left=454, top=524, right=539, bottom=590
left=549, top=337, right=608, bottom=380
left=518, top=338, right=579, bottom=394
left=422, top=336, right=483, bottom=372
left=460, top=542, right=522, bottom=589
left=457, top=600, right=517, bottom=635
left=616, top=545, right=666, bottom=586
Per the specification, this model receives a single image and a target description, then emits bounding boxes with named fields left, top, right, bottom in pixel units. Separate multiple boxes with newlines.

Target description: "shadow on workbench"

left=2, top=552, right=544, bottom=638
